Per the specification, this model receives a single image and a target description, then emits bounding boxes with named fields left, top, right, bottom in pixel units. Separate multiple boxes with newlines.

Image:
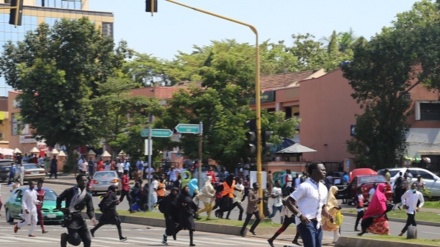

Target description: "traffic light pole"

left=164, top=0, right=264, bottom=218
left=1, top=0, right=23, bottom=27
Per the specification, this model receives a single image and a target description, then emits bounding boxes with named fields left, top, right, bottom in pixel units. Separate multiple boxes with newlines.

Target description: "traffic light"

left=145, top=0, right=158, bottom=13
left=9, top=0, right=24, bottom=26
left=246, top=119, right=257, bottom=154
left=262, top=130, right=274, bottom=153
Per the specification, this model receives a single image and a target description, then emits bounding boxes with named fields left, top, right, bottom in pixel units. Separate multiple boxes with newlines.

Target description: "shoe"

left=292, top=240, right=301, bottom=246
left=190, top=244, right=196, bottom=246
left=357, top=232, right=364, bottom=236
left=249, top=230, right=256, bottom=236
left=42, top=230, right=48, bottom=234
left=120, top=237, right=127, bottom=242
left=28, top=234, right=36, bottom=237
left=13, top=224, right=19, bottom=233
left=61, top=233, right=68, bottom=247
left=240, top=231, right=245, bottom=237
left=162, top=234, right=168, bottom=244
left=398, top=233, right=404, bottom=236
left=268, top=239, right=275, bottom=247
left=354, top=228, right=359, bottom=232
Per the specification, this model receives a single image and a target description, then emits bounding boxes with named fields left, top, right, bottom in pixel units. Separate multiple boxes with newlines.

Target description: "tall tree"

left=0, top=18, right=129, bottom=170
left=343, top=0, right=440, bottom=169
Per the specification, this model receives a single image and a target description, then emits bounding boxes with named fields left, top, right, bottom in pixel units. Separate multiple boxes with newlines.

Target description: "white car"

left=378, top=167, right=440, bottom=197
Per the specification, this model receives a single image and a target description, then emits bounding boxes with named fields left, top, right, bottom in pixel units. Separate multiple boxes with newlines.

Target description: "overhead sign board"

left=140, top=129, right=173, bottom=138
left=175, top=123, right=200, bottom=134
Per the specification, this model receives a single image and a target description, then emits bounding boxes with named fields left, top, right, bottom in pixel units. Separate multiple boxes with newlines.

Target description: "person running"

left=267, top=179, right=283, bottom=220
left=226, top=177, right=244, bottom=221
left=195, top=176, right=216, bottom=220
left=285, top=163, right=333, bottom=247
left=57, top=174, right=97, bottom=247
left=90, top=185, right=127, bottom=241
left=119, top=170, right=133, bottom=212
left=354, top=187, right=365, bottom=232
left=175, top=185, right=198, bottom=246
left=14, top=180, right=40, bottom=237
left=35, top=180, right=48, bottom=234
left=267, top=187, right=301, bottom=247
left=322, top=186, right=342, bottom=243
left=398, top=182, right=425, bottom=236
left=158, top=187, right=180, bottom=245
left=358, top=183, right=391, bottom=236
left=239, top=182, right=261, bottom=237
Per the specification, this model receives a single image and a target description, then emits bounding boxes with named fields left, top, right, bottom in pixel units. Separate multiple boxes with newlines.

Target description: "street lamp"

left=163, top=0, right=264, bottom=216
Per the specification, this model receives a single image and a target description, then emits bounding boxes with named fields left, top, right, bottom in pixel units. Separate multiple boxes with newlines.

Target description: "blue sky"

left=90, top=0, right=418, bottom=61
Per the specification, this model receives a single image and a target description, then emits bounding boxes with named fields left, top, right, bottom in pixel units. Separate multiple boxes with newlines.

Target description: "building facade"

left=2, top=0, right=113, bottom=153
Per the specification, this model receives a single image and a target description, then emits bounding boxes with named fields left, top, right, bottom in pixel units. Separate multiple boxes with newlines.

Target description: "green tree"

left=0, top=18, right=128, bottom=170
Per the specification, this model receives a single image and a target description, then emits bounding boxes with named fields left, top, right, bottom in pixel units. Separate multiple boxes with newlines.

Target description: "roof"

left=261, top=69, right=326, bottom=90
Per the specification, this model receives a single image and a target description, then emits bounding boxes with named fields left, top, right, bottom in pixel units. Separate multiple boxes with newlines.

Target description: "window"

left=418, top=171, right=434, bottom=180
left=415, top=101, right=440, bottom=121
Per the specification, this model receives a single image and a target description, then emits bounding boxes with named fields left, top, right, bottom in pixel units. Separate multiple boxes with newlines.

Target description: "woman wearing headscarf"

left=358, top=183, right=390, bottom=236
left=194, top=176, right=216, bottom=220
left=175, top=185, right=198, bottom=246
left=322, top=186, right=342, bottom=243
left=90, top=185, right=127, bottom=241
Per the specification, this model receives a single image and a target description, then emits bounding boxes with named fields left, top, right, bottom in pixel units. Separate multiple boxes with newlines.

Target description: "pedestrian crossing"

left=0, top=232, right=284, bottom=246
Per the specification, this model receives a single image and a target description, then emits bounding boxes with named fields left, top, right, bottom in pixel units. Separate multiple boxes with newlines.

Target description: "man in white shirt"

left=167, top=166, right=179, bottom=182
left=117, top=161, right=124, bottom=178
left=150, top=176, right=159, bottom=210
left=285, top=163, right=333, bottom=247
left=267, top=180, right=283, bottom=219
left=14, top=181, right=40, bottom=237
left=398, top=182, right=425, bottom=236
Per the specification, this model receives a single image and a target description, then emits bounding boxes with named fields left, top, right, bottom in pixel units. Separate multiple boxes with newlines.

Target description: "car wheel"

left=5, top=209, right=14, bottom=223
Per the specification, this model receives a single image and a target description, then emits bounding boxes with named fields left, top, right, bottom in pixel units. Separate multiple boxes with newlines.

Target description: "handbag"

left=334, top=210, right=343, bottom=226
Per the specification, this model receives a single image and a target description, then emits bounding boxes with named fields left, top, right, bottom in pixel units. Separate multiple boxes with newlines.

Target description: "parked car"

left=90, top=171, right=120, bottom=196
left=15, top=163, right=46, bottom=182
left=0, top=159, right=14, bottom=182
left=378, top=167, right=440, bottom=198
left=337, top=173, right=392, bottom=204
left=4, top=186, right=65, bottom=223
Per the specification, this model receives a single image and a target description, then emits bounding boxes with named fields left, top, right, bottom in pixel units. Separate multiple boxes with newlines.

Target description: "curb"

left=335, top=236, right=437, bottom=247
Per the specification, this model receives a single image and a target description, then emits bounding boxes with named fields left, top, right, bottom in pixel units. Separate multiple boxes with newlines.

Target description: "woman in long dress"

left=175, top=185, right=198, bottom=246
left=322, top=185, right=342, bottom=243
left=358, top=183, right=390, bottom=236
left=195, top=176, right=216, bottom=220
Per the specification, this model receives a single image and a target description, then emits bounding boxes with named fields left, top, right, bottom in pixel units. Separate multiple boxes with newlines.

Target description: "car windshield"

left=24, top=164, right=40, bottom=169
left=358, top=175, right=387, bottom=184
left=93, top=172, right=116, bottom=179
left=43, top=189, right=58, bottom=201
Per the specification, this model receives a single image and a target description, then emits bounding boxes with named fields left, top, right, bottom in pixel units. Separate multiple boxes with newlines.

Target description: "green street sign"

left=175, top=123, right=200, bottom=134
left=140, top=129, right=173, bottom=138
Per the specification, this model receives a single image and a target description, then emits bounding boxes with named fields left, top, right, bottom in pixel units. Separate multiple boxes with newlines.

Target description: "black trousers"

left=240, top=211, right=261, bottom=234
left=355, top=209, right=364, bottom=230
left=401, top=213, right=416, bottom=234
left=67, top=223, right=91, bottom=247
left=226, top=202, right=244, bottom=220
left=119, top=190, right=132, bottom=208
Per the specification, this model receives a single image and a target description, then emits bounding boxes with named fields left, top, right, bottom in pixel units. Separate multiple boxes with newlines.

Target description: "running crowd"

left=6, top=163, right=427, bottom=247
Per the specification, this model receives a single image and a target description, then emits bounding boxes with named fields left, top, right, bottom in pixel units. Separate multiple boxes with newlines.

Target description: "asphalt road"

left=1, top=182, right=439, bottom=246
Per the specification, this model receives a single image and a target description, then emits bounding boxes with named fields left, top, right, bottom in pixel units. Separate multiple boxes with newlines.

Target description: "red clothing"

left=207, top=170, right=216, bottom=183
left=122, top=174, right=130, bottom=191
left=36, top=188, right=45, bottom=209
left=97, top=160, right=104, bottom=171
left=363, top=183, right=387, bottom=219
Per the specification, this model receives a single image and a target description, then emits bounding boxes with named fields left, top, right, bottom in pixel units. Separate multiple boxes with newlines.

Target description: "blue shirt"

left=124, top=162, right=130, bottom=171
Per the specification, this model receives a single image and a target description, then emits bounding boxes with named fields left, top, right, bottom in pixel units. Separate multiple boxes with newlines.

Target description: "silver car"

left=15, top=163, right=46, bottom=182
left=90, top=171, right=120, bottom=196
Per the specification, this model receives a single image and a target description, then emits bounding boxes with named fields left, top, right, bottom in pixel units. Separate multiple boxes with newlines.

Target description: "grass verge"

left=361, top=235, right=440, bottom=246
left=342, top=208, right=440, bottom=222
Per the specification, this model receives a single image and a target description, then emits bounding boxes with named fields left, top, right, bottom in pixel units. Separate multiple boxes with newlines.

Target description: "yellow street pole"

left=165, top=0, right=264, bottom=217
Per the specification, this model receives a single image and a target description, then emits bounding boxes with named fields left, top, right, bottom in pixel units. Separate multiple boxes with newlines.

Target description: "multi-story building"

left=2, top=0, right=113, bottom=154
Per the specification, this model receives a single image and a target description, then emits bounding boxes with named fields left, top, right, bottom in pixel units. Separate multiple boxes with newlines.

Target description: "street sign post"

left=175, top=123, right=200, bottom=134
left=140, top=129, right=173, bottom=138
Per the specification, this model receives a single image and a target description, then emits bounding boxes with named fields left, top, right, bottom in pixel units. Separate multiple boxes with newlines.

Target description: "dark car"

left=0, top=159, right=14, bottom=182
left=4, top=186, right=65, bottom=224
left=337, top=174, right=393, bottom=205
